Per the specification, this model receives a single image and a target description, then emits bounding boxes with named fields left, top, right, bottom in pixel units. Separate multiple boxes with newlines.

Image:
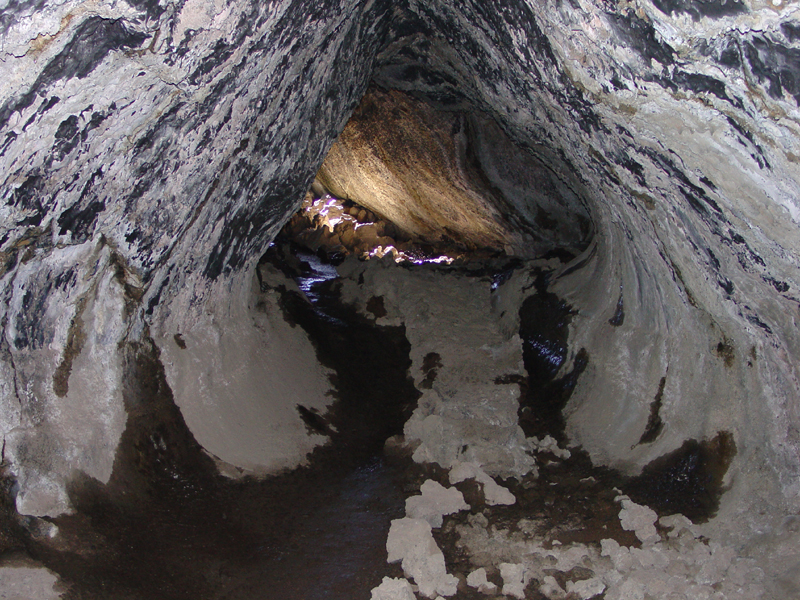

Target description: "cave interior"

left=0, top=0, right=799, bottom=598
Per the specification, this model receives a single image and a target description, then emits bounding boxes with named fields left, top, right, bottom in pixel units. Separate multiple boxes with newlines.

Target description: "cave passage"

left=2, top=0, right=800, bottom=595
left=1, top=82, right=739, bottom=600
left=18, top=236, right=734, bottom=599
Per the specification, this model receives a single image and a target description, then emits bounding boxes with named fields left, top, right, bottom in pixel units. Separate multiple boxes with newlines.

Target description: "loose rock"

left=405, top=480, right=469, bottom=528
left=466, top=567, right=498, bottom=594
left=370, top=577, right=417, bottom=600
left=617, top=496, right=660, bottom=545
left=449, top=462, right=516, bottom=506
left=499, top=562, right=527, bottom=599
left=387, top=518, right=459, bottom=598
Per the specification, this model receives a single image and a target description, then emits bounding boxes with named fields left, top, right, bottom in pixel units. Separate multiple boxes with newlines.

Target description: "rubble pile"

left=281, top=180, right=493, bottom=264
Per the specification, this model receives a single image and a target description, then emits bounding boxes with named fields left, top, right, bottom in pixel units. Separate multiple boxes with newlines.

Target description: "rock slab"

left=387, top=517, right=459, bottom=598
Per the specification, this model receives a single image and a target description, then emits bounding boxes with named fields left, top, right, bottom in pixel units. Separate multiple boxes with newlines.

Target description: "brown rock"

left=316, top=88, right=512, bottom=251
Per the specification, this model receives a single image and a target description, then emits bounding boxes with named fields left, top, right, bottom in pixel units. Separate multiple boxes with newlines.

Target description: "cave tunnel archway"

left=1, top=0, right=799, bottom=598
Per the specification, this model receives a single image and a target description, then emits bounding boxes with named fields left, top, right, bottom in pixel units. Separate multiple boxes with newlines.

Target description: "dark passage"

left=260, top=240, right=421, bottom=467
left=517, top=270, right=588, bottom=443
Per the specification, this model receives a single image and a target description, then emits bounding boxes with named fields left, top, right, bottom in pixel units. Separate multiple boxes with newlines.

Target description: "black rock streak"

left=651, top=0, right=747, bottom=21
left=0, top=18, right=148, bottom=131
left=607, top=11, right=675, bottom=66
left=745, top=36, right=800, bottom=106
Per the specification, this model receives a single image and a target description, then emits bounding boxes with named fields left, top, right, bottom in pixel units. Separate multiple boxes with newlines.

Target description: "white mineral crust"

left=370, top=577, right=417, bottom=600
left=386, top=517, right=458, bottom=598
left=405, top=480, right=469, bottom=528
left=449, top=461, right=516, bottom=506
left=466, top=567, right=497, bottom=594
left=617, top=496, right=660, bottom=545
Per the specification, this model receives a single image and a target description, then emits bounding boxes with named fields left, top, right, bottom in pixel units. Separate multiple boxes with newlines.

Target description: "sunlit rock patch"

left=316, top=87, right=593, bottom=258
left=281, top=180, right=461, bottom=264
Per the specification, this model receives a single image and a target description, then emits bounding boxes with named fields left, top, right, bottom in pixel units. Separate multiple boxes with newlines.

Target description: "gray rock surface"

left=566, top=577, right=606, bottom=600
left=338, top=256, right=538, bottom=479
left=0, top=0, right=391, bottom=515
left=386, top=517, right=459, bottom=598
left=617, top=496, right=660, bottom=545
left=499, top=562, right=527, bottom=599
left=370, top=577, right=417, bottom=600
left=154, top=262, right=335, bottom=477
left=0, top=564, right=61, bottom=600
left=454, top=507, right=767, bottom=600
left=466, top=567, right=497, bottom=594
left=405, top=480, right=469, bottom=528
left=448, top=462, right=517, bottom=507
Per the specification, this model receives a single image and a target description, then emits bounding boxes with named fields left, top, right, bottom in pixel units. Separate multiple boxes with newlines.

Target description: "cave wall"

left=316, top=87, right=593, bottom=256
left=0, top=0, right=798, bottom=556
left=156, top=265, right=335, bottom=477
left=0, top=0, right=395, bottom=516
left=373, top=0, right=800, bottom=534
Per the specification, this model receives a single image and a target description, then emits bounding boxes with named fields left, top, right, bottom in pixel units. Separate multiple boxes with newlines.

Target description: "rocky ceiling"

left=315, top=86, right=593, bottom=255
left=0, top=0, right=799, bottom=580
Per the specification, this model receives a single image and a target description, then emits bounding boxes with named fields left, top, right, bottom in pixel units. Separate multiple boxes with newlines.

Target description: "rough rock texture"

left=566, top=577, right=606, bottom=600
left=317, top=87, right=592, bottom=255
left=499, top=562, right=527, bottom=599
left=369, top=577, right=417, bottom=600
left=466, top=567, right=497, bottom=594
left=405, top=479, right=469, bottom=528
left=0, top=564, right=61, bottom=600
left=3, top=243, right=128, bottom=515
left=448, top=462, right=517, bottom=506
left=0, top=0, right=391, bottom=516
left=617, top=496, right=660, bottom=545
left=455, top=507, right=767, bottom=600
left=0, top=0, right=799, bottom=595
left=338, top=255, right=538, bottom=479
left=386, top=517, right=459, bottom=598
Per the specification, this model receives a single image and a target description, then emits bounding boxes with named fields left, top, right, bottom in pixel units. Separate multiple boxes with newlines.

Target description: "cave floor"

left=0, top=243, right=764, bottom=600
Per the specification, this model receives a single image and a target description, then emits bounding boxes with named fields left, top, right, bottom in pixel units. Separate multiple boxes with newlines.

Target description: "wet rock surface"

left=310, top=246, right=756, bottom=599
left=425, top=447, right=763, bottom=600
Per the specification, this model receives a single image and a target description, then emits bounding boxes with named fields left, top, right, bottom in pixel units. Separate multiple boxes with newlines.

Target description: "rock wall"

left=372, top=0, right=800, bottom=543
left=0, top=0, right=798, bottom=566
left=317, top=87, right=592, bottom=256
left=156, top=265, right=335, bottom=477
left=0, top=0, right=395, bottom=516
